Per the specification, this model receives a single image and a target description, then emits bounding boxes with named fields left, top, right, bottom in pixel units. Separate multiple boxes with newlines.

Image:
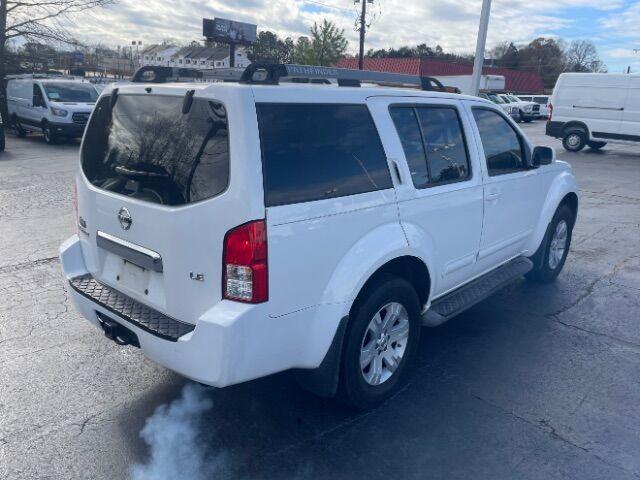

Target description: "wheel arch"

left=525, top=171, right=579, bottom=256
left=562, top=121, right=589, bottom=136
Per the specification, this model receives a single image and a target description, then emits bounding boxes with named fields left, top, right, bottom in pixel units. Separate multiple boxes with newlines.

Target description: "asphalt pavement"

left=1, top=122, right=639, bottom=480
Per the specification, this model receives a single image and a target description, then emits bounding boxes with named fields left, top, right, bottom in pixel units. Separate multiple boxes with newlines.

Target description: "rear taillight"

left=223, top=220, right=268, bottom=303
left=548, top=103, right=553, bottom=121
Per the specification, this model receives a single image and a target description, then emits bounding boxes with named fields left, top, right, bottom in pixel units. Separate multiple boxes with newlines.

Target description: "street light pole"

left=470, top=0, right=492, bottom=96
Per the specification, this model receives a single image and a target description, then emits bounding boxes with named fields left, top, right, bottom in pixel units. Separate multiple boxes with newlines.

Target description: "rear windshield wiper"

left=114, top=165, right=170, bottom=179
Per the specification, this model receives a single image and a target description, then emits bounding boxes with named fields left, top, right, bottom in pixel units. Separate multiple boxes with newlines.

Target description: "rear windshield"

left=81, top=94, right=229, bottom=206
left=43, top=82, right=98, bottom=103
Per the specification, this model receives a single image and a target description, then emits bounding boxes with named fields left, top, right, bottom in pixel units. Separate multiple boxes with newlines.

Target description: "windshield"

left=487, top=93, right=505, bottom=104
left=43, top=82, right=98, bottom=103
left=81, top=94, right=229, bottom=206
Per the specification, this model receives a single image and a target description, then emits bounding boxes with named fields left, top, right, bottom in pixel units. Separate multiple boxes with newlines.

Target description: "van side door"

left=368, top=96, right=484, bottom=297
left=620, top=77, right=640, bottom=141
left=465, top=102, right=547, bottom=270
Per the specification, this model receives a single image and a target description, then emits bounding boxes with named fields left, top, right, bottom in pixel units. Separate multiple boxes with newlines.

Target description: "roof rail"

left=6, top=73, right=75, bottom=80
left=131, top=63, right=448, bottom=92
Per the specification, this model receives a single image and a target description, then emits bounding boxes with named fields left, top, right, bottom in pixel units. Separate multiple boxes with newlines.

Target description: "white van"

left=547, top=73, right=640, bottom=151
left=7, top=76, right=99, bottom=144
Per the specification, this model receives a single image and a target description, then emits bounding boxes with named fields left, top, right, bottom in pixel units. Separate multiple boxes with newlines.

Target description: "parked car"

left=518, top=95, right=550, bottom=119
left=547, top=73, right=640, bottom=152
left=60, top=65, right=579, bottom=409
left=498, top=94, right=539, bottom=122
left=7, top=75, right=99, bottom=144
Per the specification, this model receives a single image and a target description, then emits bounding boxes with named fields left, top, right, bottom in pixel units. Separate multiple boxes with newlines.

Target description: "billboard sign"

left=203, top=18, right=257, bottom=45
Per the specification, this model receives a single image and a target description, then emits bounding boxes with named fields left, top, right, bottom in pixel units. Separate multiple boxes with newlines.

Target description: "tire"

left=523, top=118, right=532, bottom=124
left=338, top=274, right=421, bottom=409
left=562, top=130, right=587, bottom=152
left=42, top=122, right=57, bottom=144
left=526, top=205, right=574, bottom=283
left=12, top=115, right=26, bottom=138
left=588, top=141, right=607, bottom=150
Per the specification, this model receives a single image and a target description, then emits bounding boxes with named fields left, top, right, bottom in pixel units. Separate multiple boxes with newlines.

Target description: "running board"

left=422, top=257, right=533, bottom=327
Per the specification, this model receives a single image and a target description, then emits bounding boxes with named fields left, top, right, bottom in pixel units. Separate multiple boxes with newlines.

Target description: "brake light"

left=548, top=103, right=553, bottom=121
left=223, top=220, right=268, bottom=303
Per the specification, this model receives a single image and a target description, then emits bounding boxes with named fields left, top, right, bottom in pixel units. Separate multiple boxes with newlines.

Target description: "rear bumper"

left=59, top=235, right=345, bottom=387
left=546, top=121, right=565, bottom=138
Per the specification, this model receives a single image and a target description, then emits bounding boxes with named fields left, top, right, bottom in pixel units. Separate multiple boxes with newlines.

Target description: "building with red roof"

left=336, top=57, right=544, bottom=94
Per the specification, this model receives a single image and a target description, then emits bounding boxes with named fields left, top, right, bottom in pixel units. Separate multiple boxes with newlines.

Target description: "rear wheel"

left=526, top=205, right=574, bottom=283
left=588, top=141, right=607, bottom=150
left=42, top=122, right=57, bottom=144
left=562, top=130, right=587, bottom=152
left=338, top=275, right=421, bottom=409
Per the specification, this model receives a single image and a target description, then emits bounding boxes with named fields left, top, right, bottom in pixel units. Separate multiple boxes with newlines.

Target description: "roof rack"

left=131, top=63, right=448, bottom=92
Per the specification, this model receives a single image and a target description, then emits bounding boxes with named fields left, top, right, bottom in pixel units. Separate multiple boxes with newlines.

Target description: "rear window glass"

left=81, top=94, right=229, bottom=206
left=256, top=103, right=392, bottom=207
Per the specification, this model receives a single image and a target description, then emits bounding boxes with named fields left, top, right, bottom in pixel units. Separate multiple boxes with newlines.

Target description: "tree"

left=0, top=0, right=114, bottom=123
left=518, top=37, right=567, bottom=90
left=249, top=31, right=295, bottom=64
left=294, top=20, right=347, bottom=66
left=566, top=40, right=606, bottom=73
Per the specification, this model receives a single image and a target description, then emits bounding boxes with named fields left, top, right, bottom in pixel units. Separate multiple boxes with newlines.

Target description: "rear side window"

left=390, top=106, right=470, bottom=188
left=82, top=94, right=229, bottom=206
left=257, top=103, right=392, bottom=207
left=472, top=108, right=525, bottom=175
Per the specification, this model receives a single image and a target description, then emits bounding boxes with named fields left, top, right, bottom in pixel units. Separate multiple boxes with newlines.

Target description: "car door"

left=465, top=103, right=547, bottom=271
left=368, top=96, right=484, bottom=297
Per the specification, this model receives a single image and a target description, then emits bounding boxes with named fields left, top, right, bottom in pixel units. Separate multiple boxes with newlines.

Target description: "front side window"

left=43, top=82, right=98, bottom=103
left=82, top=95, right=229, bottom=206
left=257, top=103, right=392, bottom=207
left=390, top=106, right=470, bottom=188
left=472, top=108, right=525, bottom=175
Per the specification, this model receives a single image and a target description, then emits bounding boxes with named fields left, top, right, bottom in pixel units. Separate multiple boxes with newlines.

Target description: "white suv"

left=60, top=65, right=579, bottom=409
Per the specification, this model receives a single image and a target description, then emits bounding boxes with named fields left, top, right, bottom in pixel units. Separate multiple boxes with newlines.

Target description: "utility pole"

left=357, top=0, right=372, bottom=70
left=470, top=0, right=492, bottom=96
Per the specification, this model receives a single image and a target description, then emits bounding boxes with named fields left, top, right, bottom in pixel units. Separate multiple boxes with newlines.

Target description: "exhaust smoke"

left=131, top=383, right=224, bottom=480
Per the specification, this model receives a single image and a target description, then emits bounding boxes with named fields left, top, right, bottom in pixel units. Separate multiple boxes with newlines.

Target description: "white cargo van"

left=547, top=73, right=640, bottom=151
left=7, top=75, right=99, bottom=144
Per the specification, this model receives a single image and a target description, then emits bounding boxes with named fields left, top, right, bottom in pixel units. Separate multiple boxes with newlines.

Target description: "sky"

left=66, top=0, right=640, bottom=73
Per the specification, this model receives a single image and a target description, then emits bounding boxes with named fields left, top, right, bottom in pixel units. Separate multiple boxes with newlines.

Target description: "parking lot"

left=1, top=121, right=639, bottom=479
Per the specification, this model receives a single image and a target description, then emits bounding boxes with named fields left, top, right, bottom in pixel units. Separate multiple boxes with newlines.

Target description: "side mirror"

left=531, top=146, right=554, bottom=167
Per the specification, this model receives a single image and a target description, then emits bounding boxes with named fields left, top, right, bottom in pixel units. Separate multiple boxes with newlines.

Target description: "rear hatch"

left=76, top=85, right=261, bottom=324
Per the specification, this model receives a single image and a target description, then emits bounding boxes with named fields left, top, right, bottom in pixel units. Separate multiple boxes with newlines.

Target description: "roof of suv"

left=110, top=81, right=493, bottom=105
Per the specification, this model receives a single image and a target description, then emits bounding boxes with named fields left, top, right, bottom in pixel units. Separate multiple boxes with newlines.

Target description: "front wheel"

left=338, top=275, right=421, bottom=409
left=526, top=205, right=574, bottom=283
left=12, top=115, right=27, bottom=138
left=42, top=122, right=57, bottom=144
